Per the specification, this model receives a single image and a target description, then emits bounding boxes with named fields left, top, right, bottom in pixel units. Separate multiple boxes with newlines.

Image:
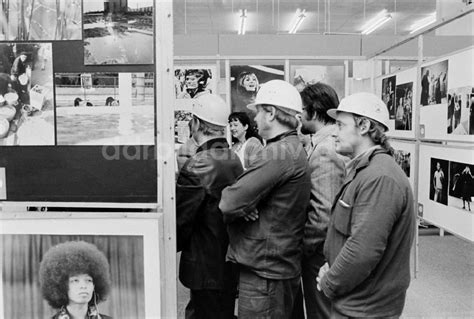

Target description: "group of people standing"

left=176, top=79, right=415, bottom=318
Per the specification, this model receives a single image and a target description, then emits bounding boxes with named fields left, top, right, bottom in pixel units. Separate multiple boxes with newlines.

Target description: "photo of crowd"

left=381, top=75, right=396, bottom=119
left=447, top=86, right=473, bottom=135
left=449, top=161, right=474, bottom=212
left=429, top=158, right=449, bottom=206
left=394, top=150, right=411, bottom=177
left=420, top=60, right=448, bottom=106
left=395, top=82, right=413, bottom=131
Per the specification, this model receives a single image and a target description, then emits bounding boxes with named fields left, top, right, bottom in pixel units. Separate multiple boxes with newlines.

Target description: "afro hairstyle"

left=39, top=241, right=111, bottom=309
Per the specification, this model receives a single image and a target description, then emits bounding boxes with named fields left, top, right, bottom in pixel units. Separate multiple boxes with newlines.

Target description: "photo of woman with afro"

left=39, top=241, right=112, bottom=319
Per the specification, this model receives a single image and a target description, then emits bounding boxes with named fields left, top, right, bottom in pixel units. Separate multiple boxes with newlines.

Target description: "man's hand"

left=243, top=209, right=259, bottom=222
left=316, top=262, right=329, bottom=291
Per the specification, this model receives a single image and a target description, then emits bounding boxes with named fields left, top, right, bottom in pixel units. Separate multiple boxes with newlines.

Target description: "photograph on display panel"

left=394, top=82, right=413, bottom=131
left=55, top=72, right=154, bottom=145
left=429, top=158, right=449, bottom=206
left=381, top=75, right=396, bottom=120
left=394, top=150, right=411, bottom=178
left=2, top=234, right=145, bottom=318
left=449, top=161, right=474, bottom=212
left=0, top=0, right=82, bottom=40
left=83, top=0, right=153, bottom=65
left=290, top=65, right=345, bottom=98
left=447, top=86, right=473, bottom=135
left=420, top=60, right=448, bottom=106
left=0, top=43, right=54, bottom=145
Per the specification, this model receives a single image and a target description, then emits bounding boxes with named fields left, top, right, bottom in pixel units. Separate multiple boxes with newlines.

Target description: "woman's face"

left=229, top=118, right=247, bottom=140
left=242, top=74, right=258, bottom=92
left=68, top=274, right=94, bottom=305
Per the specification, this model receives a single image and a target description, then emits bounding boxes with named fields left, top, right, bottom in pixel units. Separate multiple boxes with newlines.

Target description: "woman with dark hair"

left=228, top=111, right=263, bottom=169
left=39, top=241, right=112, bottom=319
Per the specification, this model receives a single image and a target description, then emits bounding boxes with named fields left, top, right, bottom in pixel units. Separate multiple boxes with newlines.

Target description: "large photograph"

left=0, top=0, right=82, bottom=40
left=394, top=82, right=413, bottom=131
left=429, top=158, right=449, bottom=206
left=420, top=60, right=448, bottom=106
left=0, top=43, right=54, bottom=145
left=2, top=234, right=145, bottom=318
left=290, top=65, right=345, bottom=98
left=449, top=161, right=474, bottom=212
left=55, top=72, right=154, bottom=145
left=381, top=75, right=396, bottom=119
left=83, top=0, right=153, bottom=65
left=447, top=87, right=473, bottom=135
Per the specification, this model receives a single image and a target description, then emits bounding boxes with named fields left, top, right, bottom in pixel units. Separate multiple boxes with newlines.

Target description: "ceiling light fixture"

left=289, top=9, right=306, bottom=34
left=361, top=9, right=392, bottom=35
left=409, top=12, right=437, bottom=34
left=238, top=9, right=247, bottom=35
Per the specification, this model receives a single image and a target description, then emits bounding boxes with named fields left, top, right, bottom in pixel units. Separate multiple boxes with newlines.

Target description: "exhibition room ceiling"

left=173, top=0, right=438, bottom=36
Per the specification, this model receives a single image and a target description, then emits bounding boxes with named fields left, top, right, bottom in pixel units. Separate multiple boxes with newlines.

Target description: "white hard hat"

left=192, top=93, right=229, bottom=127
left=327, top=92, right=389, bottom=131
left=247, top=79, right=302, bottom=114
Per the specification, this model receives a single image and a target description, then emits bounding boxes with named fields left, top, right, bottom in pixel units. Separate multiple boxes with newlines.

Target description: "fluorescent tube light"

left=361, top=9, right=392, bottom=35
left=409, top=12, right=437, bottom=34
left=289, top=9, right=306, bottom=34
left=238, top=9, right=247, bottom=35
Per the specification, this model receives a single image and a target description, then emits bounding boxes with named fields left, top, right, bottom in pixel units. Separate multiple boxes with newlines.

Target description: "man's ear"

left=358, top=118, right=370, bottom=135
left=266, top=106, right=277, bottom=121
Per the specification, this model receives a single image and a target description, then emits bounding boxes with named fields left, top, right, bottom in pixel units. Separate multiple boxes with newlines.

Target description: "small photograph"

left=420, top=60, right=448, bottom=106
left=449, top=161, right=474, bottom=211
left=447, top=87, right=473, bottom=135
left=0, top=0, right=82, bottom=40
left=55, top=72, right=154, bottom=145
left=230, top=65, right=284, bottom=115
left=394, top=150, right=411, bottom=177
left=0, top=43, right=54, bottom=145
left=290, top=65, right=345, bottom=98
left=2, top=234, right=145, bottom=318
left=381, top=75, right=396, bottom=119
left=83, top=0, right=153, bottom=65
left=395, top=82, right=413, bottom=131
left=470, top=88, right=474, bottom=135
left=429, top=158, right=449, bottom=206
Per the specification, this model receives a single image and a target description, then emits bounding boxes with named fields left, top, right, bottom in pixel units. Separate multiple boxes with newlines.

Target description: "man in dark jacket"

left=176, top=93, right=243, bottom=319
left=220, top=80, right=311, bottom=318
left=317, top=92, right=415, bottom=318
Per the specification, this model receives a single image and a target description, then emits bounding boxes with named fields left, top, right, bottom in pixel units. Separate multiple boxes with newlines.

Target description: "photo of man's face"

left=185, top=74, right=199, bottom=89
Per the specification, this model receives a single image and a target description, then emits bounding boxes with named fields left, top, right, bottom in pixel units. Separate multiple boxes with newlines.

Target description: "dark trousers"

left=291, top=247, right=331, bottom=319
left=185, top=288, right=236, bottom=319
left=238, top=267, right=300, bottom=319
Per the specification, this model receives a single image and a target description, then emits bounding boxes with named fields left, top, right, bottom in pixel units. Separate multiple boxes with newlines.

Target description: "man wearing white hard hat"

left=220, top=80, right=311, bottom=318
left=316, top=92, right=415, bottom=318
left=176, top=94, right=243, bottom=319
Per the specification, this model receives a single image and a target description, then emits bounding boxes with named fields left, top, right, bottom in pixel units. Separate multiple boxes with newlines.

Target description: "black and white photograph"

left=394, top=150, right=411, bottom=177
left=0, top=0, right=82, bottom=40
left=429, top=158, right=449, bottom=206
left=2, top=234, right=145, bottom=318
left=395, top=82, right=413, bottom=131
left=230, top=65, right=284, bottom=114
left=290, top=65, right=345, bottom=98
left=55, top=72, right=154, bottom=145
left=83, top=0, right=153, bottom=65
left=381, top=75, right=396, bottom=119
left=0, top=42, right=54, bottom=145
left=420, top=60, right=448, bottom=106
left=448, top=161, right=474, bottom=212
left=447, top=87, right=473, bottom=135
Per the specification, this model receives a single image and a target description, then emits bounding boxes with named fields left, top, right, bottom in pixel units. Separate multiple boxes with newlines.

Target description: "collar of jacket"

left=344, top=146, right=388, bottom=184
left=196, top=137, right=229, bottom=153
left=266, top=130, right=297, bottom=145
left=307, top=124, right=337, bottom=159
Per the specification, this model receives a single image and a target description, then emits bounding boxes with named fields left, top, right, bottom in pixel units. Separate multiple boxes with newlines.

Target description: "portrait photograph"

left=55, top=72, right=154, bottom=145
left=420, top=59, right=448, bottom=106
left=394, top=82, right=413, bottom=131
left=447, top=86, right=472, bottom=135
left=448, top=161, right=474, bottom=212
left=0, top=42, right=55, bottom=146
left=0, top=0, right=82, bottom=40
left=394, top=150, right=411, bottom=178
left=83, top=0, right=153, bottom=65
left=381, top=75, right=396, bottom=119
left=429, top=158, right=449, bottom=206
left=290, top=65, right=345, bottom=98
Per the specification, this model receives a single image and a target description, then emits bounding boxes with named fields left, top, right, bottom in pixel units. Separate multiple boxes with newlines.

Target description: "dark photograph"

left=381, top=75, right=396, bottom=119
left=2, top=234, right=145, bottom=318
left=394, top=150, right=411, bottom=177
left=0, top=0, right=82, bottom=40
left=429, top=158, right=449, bottom=206
left=395, top=82, right=413, bottom=131
left=83, top=0, right=153, bottom=65
left=420, top=60, right=448, bottom=106
left=449, top=161, right=474, bottom=211
left=447, top=86, right=473, bottom=135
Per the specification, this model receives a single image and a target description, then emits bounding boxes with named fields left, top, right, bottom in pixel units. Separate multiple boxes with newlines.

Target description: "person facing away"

left=219, top=80, right=311, bottom=319
left=39, top=241, right=112, bottom=319
left=176, top=93, right=244, bottom=319
left=291, top=83, right=349, bottom=319
left=228, top=111, right=263, bottom=170
left=316, top=92, right=416, bottom=318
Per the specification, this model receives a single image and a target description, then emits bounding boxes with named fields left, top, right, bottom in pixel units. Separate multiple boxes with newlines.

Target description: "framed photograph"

left=290, top=64, right=345, bottom=99
left=447, top=86, right=473, bottom=135
left=0, top=218, right=161, bottom=318
left=391, top=140, right=416, bottom=190
left=55, top=72, right=155, bottom=145
left=394, top=82, right=413, bottom=131
left=381, top=75, right=396, bottom=119
left=429, top=158, right=449, bottom=206
left=448, top=161, right=474, bottom=212
left=0, top=43, right=54, bottom=145
left=83, top=0, right=154, bottom=65
left=0, top=0, right=82, bottom=40
left=420, top=60, right=448, bottom=106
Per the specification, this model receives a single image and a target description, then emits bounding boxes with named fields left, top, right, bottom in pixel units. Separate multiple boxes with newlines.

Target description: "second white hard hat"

left=192, top=93, right=229, bottom=127
left=247, top=79, right=302, bottom=114
left=327, top=92, right=390, bottom=131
